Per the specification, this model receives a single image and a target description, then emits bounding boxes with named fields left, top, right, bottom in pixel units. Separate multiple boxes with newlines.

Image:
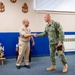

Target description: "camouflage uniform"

left=38, top=20, right=67, bottom=65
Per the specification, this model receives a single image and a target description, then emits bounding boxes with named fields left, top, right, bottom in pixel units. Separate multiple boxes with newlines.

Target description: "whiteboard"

left=34, top=0, right=75, bottom=12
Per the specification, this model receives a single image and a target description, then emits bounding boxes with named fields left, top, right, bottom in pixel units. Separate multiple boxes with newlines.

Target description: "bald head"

left=22, top=19, right=29, bottom=27
left=45, top=14, right=50, bottom=17
left=23, top=19, right=29, bottom=24
left=44, top=14, right=52, bottom=23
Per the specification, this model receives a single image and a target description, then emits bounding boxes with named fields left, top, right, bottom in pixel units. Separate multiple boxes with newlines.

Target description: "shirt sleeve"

left=16, top=44, right=18, bottom=48
left=38, top=28, right=47, bottom=37
left=19, top=27, right=26, bottom=36
left=56, top=22, right=64, bottom=44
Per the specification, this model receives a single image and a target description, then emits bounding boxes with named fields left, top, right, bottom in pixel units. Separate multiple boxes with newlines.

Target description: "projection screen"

left=34, top=0, right=75, bottom=13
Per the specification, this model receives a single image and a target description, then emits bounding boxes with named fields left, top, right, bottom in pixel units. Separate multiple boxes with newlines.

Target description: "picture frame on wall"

left=0, top=2, right=5, bottom=12
left=10, top=0, right=17, bottom=3
left=22, top=3, right=28, bottom=13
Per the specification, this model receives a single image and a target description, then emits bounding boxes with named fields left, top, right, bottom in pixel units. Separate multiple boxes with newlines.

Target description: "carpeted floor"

left=0, top=55, right=75, bottom=75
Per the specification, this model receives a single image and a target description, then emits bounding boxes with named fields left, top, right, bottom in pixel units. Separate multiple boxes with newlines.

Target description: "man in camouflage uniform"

left=36, top=14, right=68, bottom=73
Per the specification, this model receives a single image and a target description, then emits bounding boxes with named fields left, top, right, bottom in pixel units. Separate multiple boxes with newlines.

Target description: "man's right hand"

left=33, top=33, right=38, bottom=37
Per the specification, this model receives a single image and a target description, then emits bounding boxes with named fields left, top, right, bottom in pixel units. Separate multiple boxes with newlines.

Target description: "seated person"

left=0, top=43, right=4, bottom=58
left=16, top=44, right=19, bottom=60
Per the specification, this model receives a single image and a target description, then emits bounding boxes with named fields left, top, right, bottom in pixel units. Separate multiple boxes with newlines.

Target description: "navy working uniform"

left=38, top=20, right=67, bottom=72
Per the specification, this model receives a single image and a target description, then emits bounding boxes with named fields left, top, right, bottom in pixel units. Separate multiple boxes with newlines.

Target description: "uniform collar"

left=47, top=20, right=54, bottom=26
left=22, top=25, right=28, bottom=29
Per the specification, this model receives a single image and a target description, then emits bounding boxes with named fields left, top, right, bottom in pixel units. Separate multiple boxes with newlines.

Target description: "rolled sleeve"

left=19, top=28, right=26, bottom=36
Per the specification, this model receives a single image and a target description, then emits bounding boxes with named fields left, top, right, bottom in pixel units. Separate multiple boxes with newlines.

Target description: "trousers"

left=16, top=40, right=30, bottom=66
left=50, top=44, right=67, bottom=65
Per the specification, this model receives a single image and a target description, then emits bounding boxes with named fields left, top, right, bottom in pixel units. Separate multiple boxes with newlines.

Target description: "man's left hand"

left=57, top=43, right=62, bottom=47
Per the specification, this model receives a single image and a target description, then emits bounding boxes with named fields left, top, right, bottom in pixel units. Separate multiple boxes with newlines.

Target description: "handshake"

left=32, top=33, right=38, bottom=37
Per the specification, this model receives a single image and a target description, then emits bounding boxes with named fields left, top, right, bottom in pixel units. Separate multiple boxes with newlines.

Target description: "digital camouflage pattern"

left=38, top=20, right=67, bottom=65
